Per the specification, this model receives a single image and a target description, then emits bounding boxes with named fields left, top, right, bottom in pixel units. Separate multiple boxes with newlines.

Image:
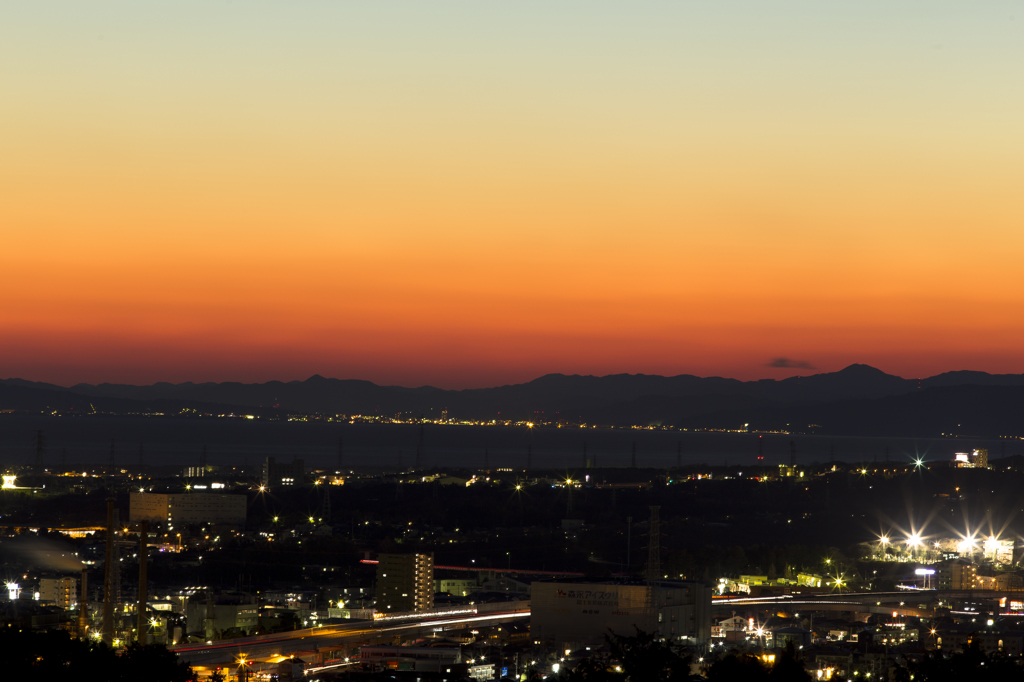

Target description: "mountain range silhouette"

left=3, top=364, right=1024, bottom=437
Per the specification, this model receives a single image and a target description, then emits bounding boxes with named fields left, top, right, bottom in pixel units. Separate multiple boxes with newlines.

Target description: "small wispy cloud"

left=766, top=357, right=816, bottom=369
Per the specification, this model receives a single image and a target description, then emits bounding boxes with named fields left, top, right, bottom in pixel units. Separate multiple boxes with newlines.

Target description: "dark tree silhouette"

left=0, top=629, right=198, bottom=682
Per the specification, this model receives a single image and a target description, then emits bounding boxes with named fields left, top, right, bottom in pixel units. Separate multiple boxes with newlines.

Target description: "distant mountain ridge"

left=3, top=364, right=1024, bottom=437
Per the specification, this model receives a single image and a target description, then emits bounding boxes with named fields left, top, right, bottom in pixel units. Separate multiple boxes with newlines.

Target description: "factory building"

left=531, top=581, right=713, bottom=648
left=129, top=492, right=247, bottom=526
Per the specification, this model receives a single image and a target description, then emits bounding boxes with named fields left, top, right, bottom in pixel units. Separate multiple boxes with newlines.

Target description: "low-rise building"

left=185, top=599, right=259, bottom=639
left=360, top=645, right=461, bottom=673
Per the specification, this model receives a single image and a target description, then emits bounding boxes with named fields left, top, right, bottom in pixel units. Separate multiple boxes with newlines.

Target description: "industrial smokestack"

left=78, top=567, right=89, bottom=638
left=137, top=520, right=148, bottom=645
left=102, top=498, right=115, bottom=646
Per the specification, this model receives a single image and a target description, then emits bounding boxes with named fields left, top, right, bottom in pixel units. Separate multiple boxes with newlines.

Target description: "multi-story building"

left=129, top=492, right=246, bottom=526
left=262, top=457, right=305, bottom=487
left=938, top=560, right=978, bottom=590
left=39, top=576, right=77, bottom=610
left=954, top=449, right=989, bottom=469
left=376, top=553, right=434, bottom=613
left=976, top=573, right=1023, bottom=591
left=531, top=580, right=713, bottom=647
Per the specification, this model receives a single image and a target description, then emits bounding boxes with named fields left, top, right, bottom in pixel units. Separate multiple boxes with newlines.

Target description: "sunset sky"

left=3, top=2, right=1024, bottom=388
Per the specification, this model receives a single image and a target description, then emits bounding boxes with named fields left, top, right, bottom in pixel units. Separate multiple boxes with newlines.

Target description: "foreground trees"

left=555, top=630, right=814, bottom=682
left=1, top=629, right=197, bottom=682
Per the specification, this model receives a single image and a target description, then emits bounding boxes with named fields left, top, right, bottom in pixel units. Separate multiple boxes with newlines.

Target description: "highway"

left=171, top=604, right=530, bottom=673
left=712, top=591, right=937, bottom=618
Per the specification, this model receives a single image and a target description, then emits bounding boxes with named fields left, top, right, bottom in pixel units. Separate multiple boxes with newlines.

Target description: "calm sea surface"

left=1, top=415, right=1014, bottom=472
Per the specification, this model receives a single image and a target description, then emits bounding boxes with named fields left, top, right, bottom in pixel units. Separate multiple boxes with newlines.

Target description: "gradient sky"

left=3, top=2, right=1024, bottom=388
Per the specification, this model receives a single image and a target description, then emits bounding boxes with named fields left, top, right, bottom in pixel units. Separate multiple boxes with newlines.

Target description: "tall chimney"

left=102, top=498, right=115, bottom=645
left=137, top=520, right=148, bottom=645
left=78, top=567, right=89, bottom=638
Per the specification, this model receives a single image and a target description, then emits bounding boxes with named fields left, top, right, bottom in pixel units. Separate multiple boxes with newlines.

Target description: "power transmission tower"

left=34, top=430, right=45, bottom=470
left=337, top=438, right=343, bottom=471
left=415, top=426, right=424, bottom=469
left=110, top=509, right=122, bottom=621
left=790, top=441, right=797, bottom=466
left=677, top=441, right=682, bottom=468
left=526, top=444, right=532, bottom=470
left=321, top=486, right=331, bottom=521
left=109, top=439, right=116, bottom=471
left=139, top=443, right=145, bottom=470
left=583, top=441, right=588, bottom=469
left=631, top=442, right=637, bottom=468
left=484, top=447, right=489, bottom=470
left=645, top=505, right=661, bottom=581
left=626, top=515, right=632, bottom=569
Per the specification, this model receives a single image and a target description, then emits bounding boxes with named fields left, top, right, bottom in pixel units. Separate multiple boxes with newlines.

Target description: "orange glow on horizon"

left=4, top=4, right=1024, bottom=387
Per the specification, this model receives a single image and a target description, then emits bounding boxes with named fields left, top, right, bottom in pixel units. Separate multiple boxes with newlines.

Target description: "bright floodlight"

left=914, top=459, right=924, bottom=467
left=879, top=536, right=889, bottom=544
left=907, top=534, right=922, bottom=547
